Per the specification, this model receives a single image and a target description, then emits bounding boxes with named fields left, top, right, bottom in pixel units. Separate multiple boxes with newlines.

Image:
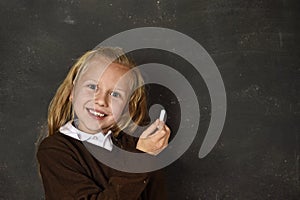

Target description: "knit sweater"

left=37, top=132, right=167, bottom=200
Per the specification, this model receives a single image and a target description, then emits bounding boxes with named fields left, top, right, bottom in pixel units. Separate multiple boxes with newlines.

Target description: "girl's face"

left=70, top=56, right=133, bottom=134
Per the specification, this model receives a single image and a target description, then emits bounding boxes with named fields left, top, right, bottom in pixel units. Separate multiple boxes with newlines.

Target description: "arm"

left=143, top=170, right=168, bottom=200
left=37, top=145, right=148, bottom=200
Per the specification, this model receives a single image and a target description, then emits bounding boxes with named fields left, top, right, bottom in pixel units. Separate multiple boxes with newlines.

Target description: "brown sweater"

left=37, top=132, right=167, bottom=200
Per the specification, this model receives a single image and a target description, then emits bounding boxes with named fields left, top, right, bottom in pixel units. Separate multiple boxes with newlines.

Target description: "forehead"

left=78, top=56, right=133, bottom=85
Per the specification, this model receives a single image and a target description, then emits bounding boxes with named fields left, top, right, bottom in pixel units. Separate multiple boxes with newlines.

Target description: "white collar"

left=59, top=121, right=113, bottom=151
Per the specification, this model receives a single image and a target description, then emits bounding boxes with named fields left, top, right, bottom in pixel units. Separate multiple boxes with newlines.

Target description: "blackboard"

left=0, top=0, right=299, bottom=199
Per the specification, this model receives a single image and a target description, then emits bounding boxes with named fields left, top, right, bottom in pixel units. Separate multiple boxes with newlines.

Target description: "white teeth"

left=89, top=109, right=105, bottom=117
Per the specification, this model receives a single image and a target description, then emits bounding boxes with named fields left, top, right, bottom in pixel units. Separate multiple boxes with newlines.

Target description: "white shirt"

left=59, top=121, right=113, bottom=151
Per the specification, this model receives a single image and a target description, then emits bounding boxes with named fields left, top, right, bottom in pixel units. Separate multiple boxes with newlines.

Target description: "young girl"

left=37, top=47, right=170, bottom=199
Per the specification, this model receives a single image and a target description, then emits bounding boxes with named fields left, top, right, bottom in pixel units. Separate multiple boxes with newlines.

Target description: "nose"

left=94, top=90, right=109, bottom=107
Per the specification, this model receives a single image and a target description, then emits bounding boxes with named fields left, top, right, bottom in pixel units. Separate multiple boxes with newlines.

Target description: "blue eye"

left=110, top=91, right=121, bottom=98
left=87, top=84, right=97, bottom=90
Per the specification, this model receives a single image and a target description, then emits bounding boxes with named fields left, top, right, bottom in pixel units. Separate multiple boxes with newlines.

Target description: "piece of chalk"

left=159, top=109, right=166, bottom=121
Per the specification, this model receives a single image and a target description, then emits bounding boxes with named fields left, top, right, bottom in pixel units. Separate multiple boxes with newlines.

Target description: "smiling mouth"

left=87, top=108, right=107, bottom=118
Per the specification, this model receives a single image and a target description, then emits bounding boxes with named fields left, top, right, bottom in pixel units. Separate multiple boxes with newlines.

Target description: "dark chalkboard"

left=0, top=0, right=299, bottom=199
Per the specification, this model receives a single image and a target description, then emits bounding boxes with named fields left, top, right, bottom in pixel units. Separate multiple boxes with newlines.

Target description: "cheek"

left=72, top=92, right=94, bottom=114
left=111, top=99, right=128, bottom=118
left=73, top=89, right=93, bottom=103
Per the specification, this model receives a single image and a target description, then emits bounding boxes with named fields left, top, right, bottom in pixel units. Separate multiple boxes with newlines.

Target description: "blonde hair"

left=47, top=47, right=147, bottom=137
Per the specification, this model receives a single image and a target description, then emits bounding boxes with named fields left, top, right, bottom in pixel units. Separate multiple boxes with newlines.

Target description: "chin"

left=82, top=123, right=101, bottom=133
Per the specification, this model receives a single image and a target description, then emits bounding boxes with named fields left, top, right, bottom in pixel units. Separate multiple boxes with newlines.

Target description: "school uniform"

left=37, top=122, right=167, bottom=200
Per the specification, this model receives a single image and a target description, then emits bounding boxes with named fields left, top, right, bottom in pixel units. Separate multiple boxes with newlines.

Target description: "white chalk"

left=159, top=109, right=166, bottom=121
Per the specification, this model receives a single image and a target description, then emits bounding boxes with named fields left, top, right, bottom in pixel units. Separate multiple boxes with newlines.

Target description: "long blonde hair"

left=47, top=47, right=147, bottom=137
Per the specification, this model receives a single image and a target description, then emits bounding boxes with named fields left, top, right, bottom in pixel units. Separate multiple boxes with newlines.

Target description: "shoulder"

left=36, top=132, right=89, bottom=172
left=37, top=132, right=82, bottom=156
left=39, top=132, right=69, bottom=148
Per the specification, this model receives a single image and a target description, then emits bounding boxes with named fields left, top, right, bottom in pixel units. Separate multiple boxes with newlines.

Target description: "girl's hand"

left=136, top=119, right=171, bottom=155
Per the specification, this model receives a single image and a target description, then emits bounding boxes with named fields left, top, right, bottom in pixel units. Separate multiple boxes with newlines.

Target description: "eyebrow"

left=83, top=80, right=128, bottom=90
left=82, top=79, right=98, bottom=83
left=112, top=87, right=127, bottom=93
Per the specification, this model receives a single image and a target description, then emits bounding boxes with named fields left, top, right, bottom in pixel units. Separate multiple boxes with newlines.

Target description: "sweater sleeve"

left=37, top=139, right=148, bottom=200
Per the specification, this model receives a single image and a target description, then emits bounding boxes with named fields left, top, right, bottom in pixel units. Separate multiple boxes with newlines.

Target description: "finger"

left=162, top=130, right=170, bottom=146
left=156, top=120, right=165, bottom=130
left=140, top=119, right=159, bottom=138
left=156, top=126, right=171, bottom=148
left=144, top=135, right=169, bottom=156
left=149, top=129, right=168, bottom=141
left=150, top=124, right=170, bottom=140
left=150, top=143, right=168, bottom=156
left=159, top=128, right=170, bottom=147
left=164, top=125, right=171, bottom=140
